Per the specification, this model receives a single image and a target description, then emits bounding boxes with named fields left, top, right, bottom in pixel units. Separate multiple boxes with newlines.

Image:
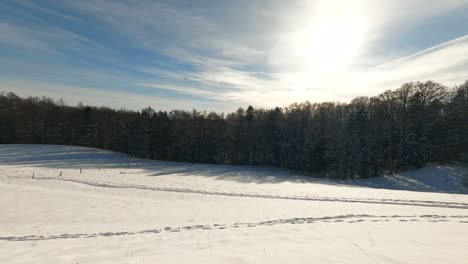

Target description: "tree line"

left=1, top=80, right=467, bottom=179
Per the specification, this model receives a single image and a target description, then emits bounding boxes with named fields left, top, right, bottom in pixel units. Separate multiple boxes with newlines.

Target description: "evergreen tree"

left=1, top=79, right=467, bottom=179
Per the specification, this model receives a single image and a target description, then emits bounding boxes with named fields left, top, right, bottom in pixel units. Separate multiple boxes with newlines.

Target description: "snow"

left=1, top=144, right=467, bottom=263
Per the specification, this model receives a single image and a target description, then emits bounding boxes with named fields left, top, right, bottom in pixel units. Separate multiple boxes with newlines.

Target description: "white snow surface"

left=1, top=144, right=467, bottom=264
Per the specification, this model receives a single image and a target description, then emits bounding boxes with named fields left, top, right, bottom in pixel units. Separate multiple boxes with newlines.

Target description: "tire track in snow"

left=8, top=175, right=468, bottom=210
left=1, top=214, right=468, bottom=242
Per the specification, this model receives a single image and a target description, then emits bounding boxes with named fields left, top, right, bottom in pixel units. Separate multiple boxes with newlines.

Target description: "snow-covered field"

left=1, top=145, right=467, bottom=264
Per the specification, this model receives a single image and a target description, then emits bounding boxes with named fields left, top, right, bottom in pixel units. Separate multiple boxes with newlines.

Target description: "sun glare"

left=293, top=5, right=365, bottom=74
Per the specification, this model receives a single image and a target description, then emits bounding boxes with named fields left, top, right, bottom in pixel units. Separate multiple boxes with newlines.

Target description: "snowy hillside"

left=1, top=145, right=468, bottom=263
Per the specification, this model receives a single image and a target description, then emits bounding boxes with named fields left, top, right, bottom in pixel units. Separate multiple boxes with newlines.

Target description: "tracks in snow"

left=1, top=214, right=468, bottom=242
left=7, top=175, right=468, bottom=210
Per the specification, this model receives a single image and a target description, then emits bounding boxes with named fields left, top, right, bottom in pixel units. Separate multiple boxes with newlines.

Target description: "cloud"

left=366, top=34, right=468, bottom=88
left=12, top=0, right=81, bottom=22
left=374, top=35, right=468, bottom=70
left=0, top=79, right=228, bottom=112
left=139, top=83, right=217, bottom=97
left=0, top=22, right=52, bottom=52
left=0, top=20, right=114, bottom=60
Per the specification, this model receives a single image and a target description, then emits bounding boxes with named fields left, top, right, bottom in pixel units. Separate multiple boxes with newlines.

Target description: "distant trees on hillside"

left=1, top=80, right=467, bottom=179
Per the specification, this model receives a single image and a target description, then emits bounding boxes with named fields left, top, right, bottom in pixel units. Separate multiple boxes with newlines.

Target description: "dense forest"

left=1, top=80, right=467, bottom=179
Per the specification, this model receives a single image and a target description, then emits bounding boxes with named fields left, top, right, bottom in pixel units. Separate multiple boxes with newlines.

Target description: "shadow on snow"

left=0, top=144, right=467, bottom=194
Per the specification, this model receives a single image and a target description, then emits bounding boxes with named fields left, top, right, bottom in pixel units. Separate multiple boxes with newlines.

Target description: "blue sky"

left=1, top=0, right=468, bottom=112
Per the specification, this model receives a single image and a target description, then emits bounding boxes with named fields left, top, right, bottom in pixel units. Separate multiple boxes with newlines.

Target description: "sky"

left=1, top=0, right=468, bottom=112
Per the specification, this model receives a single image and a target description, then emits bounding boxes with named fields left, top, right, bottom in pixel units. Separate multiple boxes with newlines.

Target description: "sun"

left=292, top=5, right=365, bottom=74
